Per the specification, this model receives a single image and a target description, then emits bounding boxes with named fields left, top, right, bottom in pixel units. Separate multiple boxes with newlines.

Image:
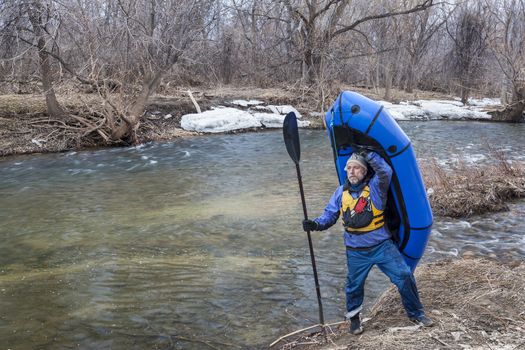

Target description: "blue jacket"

left=314, top=152, right=393, bottom=248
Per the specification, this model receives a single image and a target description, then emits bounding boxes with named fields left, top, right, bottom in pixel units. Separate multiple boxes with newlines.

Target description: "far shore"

left=0, top=86, right=507, bottom=158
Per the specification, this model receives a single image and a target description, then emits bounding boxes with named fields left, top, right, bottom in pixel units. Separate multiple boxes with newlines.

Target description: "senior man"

left=302, top=151, right=433, bottom=334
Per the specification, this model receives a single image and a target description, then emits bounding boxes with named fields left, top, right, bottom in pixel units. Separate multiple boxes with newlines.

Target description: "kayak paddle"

left=283, top=112, right=325, bottom=330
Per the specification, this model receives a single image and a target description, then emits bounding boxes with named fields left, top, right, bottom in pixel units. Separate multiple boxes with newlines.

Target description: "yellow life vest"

left=340, top=185, right=385, bottom=234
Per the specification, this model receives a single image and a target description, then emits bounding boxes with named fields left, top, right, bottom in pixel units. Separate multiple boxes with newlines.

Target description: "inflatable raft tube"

left=324, top=91, right=433, bottom=271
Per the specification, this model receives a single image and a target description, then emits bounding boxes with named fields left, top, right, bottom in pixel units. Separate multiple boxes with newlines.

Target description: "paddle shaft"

left=294, top=162, right=325, bottom=327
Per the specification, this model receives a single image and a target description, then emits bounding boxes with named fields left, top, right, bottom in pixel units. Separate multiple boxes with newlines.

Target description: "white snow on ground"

left=230, top=99, right=264, bottom=107
left=181, top=108, right=260, bottom=133
left=231, top=100, right=303, bottom=118
left=250, top=104, right=303, bottom=118
left=275, top=105, right=302, bottom=117
left=181, top=97, right=502, bottom=133
left=379, top=101, right=427, bottom=120
left=455, top=97, right=501, bottom=107
left=380, top=98, right=498, bottom=121
left=416, top=100, right=492, bottom=120
left=181, top=106, right=310, bottom=133
left=253, top=105, right=270, bottom=111
left=252, top=113, right=310, bottom=128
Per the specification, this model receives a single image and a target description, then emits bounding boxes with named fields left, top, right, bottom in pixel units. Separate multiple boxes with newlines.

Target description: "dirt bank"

left=271, top=258, right=525, bottom=350
left=0, top=85, right=456, bottom=157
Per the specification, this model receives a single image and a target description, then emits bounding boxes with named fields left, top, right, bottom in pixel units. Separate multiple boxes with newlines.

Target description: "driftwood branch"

left=269, top=320, right=346, bottom=347
left=269, top=324, right=322, bottom=347
left=187, top=90, right=202, bottom=113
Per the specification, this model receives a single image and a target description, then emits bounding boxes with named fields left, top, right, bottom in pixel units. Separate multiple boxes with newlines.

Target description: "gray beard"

left=348, top=177, right=362, bottom=185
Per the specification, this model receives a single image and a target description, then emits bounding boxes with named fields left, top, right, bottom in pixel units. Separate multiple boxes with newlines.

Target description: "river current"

left=1, top=121, right=524, bottom=349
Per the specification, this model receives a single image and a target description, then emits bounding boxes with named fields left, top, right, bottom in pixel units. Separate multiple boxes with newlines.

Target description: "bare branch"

left=331, top=0, right=435, bottom=38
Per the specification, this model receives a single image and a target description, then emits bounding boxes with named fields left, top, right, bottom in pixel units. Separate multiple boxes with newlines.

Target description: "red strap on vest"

left=354, top=197, right=368, bottom=213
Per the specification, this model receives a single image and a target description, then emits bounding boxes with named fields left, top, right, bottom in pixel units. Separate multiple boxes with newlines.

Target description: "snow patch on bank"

left=230, top=99, right=264, bottom=107
left=380, top=98, right=498, bottom=121
left=181, top=108, right=259, bottom=133
left=252, top=105, right=302, bottom=118
left=181, top=96, right=502, bottom=133
left=456, top=97, right=501, bottom=107
left=181, top=103, right=309, bottom=133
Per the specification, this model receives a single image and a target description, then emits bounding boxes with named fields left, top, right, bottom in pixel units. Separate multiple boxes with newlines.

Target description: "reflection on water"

left=1, top=121, right=524, bottom=349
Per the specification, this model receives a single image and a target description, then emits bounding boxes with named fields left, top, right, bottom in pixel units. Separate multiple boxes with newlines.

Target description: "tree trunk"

left=221, top=32, right=233, bottom=84
left=304, top=45, right=322, bottom=84
left=28, top=2, right=64, bottom=118
left=36, top=37, right=64, bottom=118
left=500, top=83, right=511, bottom=105
left=111, top=71, right=164, bottom=143
left=460, top=85, right=469, bottom=105
left=491, top=83, right=525, bottom=122
left=405, top=68, right=415, bottom=93
left=459, top=71, right=470, bottom=105
left=405, top=55, right=417, bottom=93
left=384, top=65, right=392, bottom=100
left=303, top=26, right=323, bottom=85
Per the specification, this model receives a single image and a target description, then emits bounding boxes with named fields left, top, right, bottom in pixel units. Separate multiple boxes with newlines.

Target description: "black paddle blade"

left=283, top=112, right=301, bottom=163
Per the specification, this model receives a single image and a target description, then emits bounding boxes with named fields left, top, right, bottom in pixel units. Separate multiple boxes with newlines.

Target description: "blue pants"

left=345, top=239, right=424, bottom=319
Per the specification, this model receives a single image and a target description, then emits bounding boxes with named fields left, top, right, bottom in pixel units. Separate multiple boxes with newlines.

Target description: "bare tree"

left=281, top=0, right=434, bottom=84
left=1, top=0, right=65, bottom=117
left=223, top=0, right=298, bottom=85
left=364, top=14, right=403, bottom=100
left=57, top=0, right=219, bottom=143
left=220, top=29, right=235, bottom=84
left=446, top=3, right=491, bottom=105
left=490, top=0, right=525, bottom=122
left=401, top=3, right=447, bottom=93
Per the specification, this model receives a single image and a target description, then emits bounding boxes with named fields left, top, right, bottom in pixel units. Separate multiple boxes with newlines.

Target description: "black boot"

left=410, top=314, right=434, bottom=327
left=349, top=313, right=363, bottom=335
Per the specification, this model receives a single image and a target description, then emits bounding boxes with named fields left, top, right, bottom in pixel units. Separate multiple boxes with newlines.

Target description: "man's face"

left=346, top=164, right=367, bottom=185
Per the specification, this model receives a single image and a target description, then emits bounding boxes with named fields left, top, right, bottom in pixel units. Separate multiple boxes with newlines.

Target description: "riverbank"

left=0, top=85, right=325, bottom=156
left=0, top=85, right=502, bottom=157
left=271, top=257, right=525, bottom=350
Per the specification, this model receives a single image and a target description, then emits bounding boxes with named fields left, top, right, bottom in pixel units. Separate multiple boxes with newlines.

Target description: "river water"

left=1, top=121, right=524, bottom=349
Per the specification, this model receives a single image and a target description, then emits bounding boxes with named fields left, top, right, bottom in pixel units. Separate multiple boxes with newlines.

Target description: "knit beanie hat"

left=345, top=153, right=368, bottom=170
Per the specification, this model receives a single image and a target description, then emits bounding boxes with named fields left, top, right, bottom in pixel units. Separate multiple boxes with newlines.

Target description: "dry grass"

left=0, top=94, right=48, bottom=115
left=273, top=258, right=525, bottom=350
left=0, top=93, right=103, bottom=115
left=421, top=155, right=525, bottom=218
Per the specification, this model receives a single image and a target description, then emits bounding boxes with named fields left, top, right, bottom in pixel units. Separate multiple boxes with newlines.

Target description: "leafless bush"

left=421, top=155, right=525, bottom=217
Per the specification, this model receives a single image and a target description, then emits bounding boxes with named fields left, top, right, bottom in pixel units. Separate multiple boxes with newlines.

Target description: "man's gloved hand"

left=302, top=219, right=319, bottom=232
